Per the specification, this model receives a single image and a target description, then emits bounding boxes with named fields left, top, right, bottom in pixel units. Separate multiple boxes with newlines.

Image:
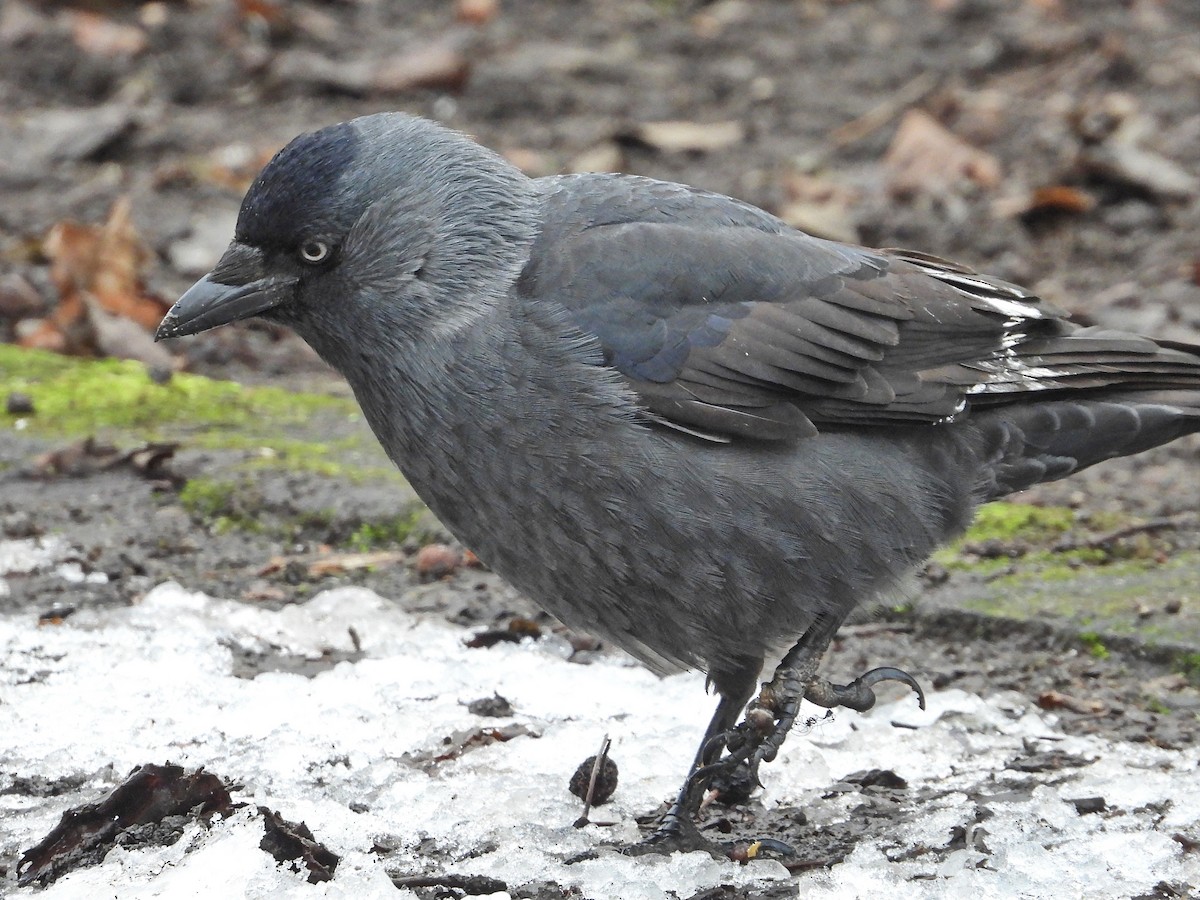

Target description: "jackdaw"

left=157, top=113, right=1200, bottom=849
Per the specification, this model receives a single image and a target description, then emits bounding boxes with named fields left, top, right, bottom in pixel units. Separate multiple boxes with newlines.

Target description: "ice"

left=0, top=537, right=68, bottom=576
left=2, top=570, right=1198, bottom=898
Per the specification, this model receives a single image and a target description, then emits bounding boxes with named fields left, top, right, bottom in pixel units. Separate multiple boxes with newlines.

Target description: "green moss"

left=1175, top=652, right=1200, bottom=683
left=1, top=345, right=349, bottom=436
left=178, top=478, right=237, bottom=518
left=178, top=477, right=263, bottom=534
left=1079, top=631, right=1110, bottom=659
left=963, top=502, right=1076, bottom=543
left=347, top=510, right=424, bottom=551
left=1144, top=697, right=1171, bottom=716
left=0, top=345, right=408, bottom=484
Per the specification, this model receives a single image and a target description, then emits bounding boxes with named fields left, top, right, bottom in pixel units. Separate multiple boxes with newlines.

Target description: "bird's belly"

left=394, top=425, right=975, bottom=675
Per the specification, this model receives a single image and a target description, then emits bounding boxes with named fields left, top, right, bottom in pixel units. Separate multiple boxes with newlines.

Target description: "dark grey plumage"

left=157, top=113, right=1200, bottom=843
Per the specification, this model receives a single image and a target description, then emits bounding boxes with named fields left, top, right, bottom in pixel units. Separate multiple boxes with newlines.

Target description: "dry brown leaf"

left=456, top=0, right=500, bottom=25
left=370, top=42, right=471, bottom=93
left=885, top=109, right=1001, bottom=199
left=622, top=120, right=745, bottom=154
left=994, top=185, right=1097, bottom=219
left=36, top=198, right=170, bottom=357
left=273, top=35, right=471, bottom=96
left=307, top=550, right=406, bottom=577
left=27, top=438, right=179, bottom=482
left=777, top=172, right=861, bottom=243
left=154, top=143, right=282, bottom=194
left=237, top=0, right=287, bottom=27
left=1036, top=690, right=1107, bottom=715
left=567, top=142, right=624, bottom=174
left=67, top=11, right=147, bottom=58
left=1026, top=185, right=1096, bottom=214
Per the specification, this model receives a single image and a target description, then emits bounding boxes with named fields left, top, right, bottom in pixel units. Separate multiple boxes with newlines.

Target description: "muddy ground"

left=2, top=0, right=1200, bottom=895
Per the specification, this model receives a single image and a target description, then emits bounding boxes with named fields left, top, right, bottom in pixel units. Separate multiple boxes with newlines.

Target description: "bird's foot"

left=625, top=801, right=721, bottom=857
left=804, top=665, right=927, bottom=713
left=733, top=664, right=927, bottom=785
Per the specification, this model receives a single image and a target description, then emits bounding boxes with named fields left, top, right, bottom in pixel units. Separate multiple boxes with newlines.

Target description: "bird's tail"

left=972, top=389, right=1200, bottom=500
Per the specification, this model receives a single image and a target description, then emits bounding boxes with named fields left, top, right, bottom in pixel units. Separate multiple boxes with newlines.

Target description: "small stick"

left=573, top=734, right=612, bottom=828
left=828, top=73, right=937, bottom=147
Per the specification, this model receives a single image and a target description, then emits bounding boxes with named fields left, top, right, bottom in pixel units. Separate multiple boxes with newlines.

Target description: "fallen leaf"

left=67, top=11, right=147, bottom=58
left=27, top=438, right=180, bottom=484
left=1072, top=93, right=1198, bottom=199
left=405, top=723, right=539, bottom=771
left=236, top=0, right=287, bottom=28
left=272, top=33, right=471, bottom=96
left=37, top=198, right=171, bottom=358
left=994, top=185, right=1097, bottom=219
left=1081, top=134, right=1198, bottom=199
left=372, top=40, right=472, bottom=93
left=1036, top=690, right=1107, bottom=715
left=567, top=141, right=624, bottom=174
left=456, top=0, right=500, bottom=25
left=307, top=550, right=406, bottom=577
left=777, top=172, right=861, bottom=243
left=258, top=807, right=338, bottom=885
left=620, top=120, right=745, bottom=154
left=884, top=109, right=1002, bottom=199
left=17, top=764, right=236, bottom=887
left=465, top=616, right=542, bottom=648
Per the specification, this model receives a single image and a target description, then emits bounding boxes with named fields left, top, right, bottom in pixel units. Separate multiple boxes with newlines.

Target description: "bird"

left=157, top=112, right=1200, bottom=851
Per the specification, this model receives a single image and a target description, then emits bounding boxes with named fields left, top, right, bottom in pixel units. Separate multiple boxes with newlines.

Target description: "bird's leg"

left=735, top=615, right=926, bottom=785
left=631, top=620, right=926, bottom=855
left=629, top=664, right=759, bottom=854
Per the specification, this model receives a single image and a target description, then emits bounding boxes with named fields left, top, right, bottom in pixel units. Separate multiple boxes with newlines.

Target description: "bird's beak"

left=155, top=242, right=295, bottom=340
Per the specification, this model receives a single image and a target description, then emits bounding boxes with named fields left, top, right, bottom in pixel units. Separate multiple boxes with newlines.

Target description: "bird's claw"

left=803, top=665, right=927, bottom=712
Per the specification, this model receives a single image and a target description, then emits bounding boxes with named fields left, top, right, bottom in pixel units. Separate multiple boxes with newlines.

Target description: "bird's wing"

left=519, top=174, right=1200, bottom=442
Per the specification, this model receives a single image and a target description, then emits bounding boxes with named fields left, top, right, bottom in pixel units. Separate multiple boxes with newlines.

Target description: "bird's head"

left=156, top=113, right=536, bottom=353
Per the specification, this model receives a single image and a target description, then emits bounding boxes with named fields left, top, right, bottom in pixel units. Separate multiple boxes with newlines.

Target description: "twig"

left=828, top=73, right=938, bottom=147
left=1051, top=514, right=1196, bottom=554
left=390, top=873, right=507, bottom=894
left=572, top=733, right=612, bottom=828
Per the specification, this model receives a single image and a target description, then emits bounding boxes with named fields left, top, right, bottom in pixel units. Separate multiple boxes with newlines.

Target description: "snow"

left=1, top=539, right=1198, bottom=899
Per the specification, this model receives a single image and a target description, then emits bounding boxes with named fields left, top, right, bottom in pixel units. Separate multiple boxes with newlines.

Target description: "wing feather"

left=518, top=173, right=1200, bottom=441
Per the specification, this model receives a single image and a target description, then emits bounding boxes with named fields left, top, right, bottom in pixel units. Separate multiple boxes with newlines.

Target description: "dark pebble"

left=6, top=392, right=34, bottom=415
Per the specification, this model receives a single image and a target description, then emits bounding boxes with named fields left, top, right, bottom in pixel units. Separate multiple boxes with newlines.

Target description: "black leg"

left=630, top=615, right=926, bottom=855
left=628, top=659, right=760, bottom=854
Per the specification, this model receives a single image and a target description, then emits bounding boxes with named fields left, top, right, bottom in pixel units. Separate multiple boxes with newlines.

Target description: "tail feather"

left=974, top=392, right=1200, bottom=500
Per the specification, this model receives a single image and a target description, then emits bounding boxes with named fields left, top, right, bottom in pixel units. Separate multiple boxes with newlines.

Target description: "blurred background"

left=1, top=0, right=1198, bottom=379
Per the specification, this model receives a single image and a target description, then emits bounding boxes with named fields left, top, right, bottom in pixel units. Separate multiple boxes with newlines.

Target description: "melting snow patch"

left=1, top=577, right=1197, bottom=899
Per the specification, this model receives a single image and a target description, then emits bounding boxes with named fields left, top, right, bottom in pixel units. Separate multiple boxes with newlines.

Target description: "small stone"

left=0, top=274, right=43, bottom=319
left=6, top=392, right=34, bottom=415
left=2, top=511, right=39, bottom=538
left=414, top=543, right=462, bottom=578
left=466, top=694, right=514, bottom=718
left=1068, top=796, right=1107, bottom=815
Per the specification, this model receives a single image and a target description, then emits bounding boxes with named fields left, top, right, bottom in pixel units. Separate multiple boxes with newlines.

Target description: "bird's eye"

left=298, top=240, right=331, bottom=265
